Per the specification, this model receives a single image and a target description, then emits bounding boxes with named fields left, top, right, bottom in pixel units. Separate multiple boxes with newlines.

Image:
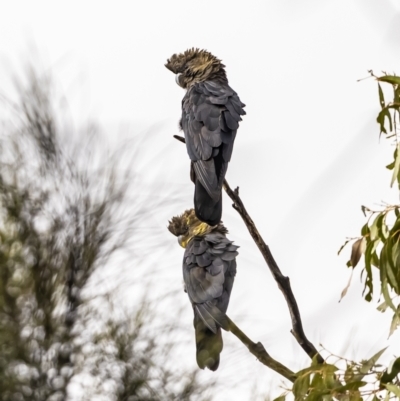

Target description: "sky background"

left=1, top=0, right=400, bottom=399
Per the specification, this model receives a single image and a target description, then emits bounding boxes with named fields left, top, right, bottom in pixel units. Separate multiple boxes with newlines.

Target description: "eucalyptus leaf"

left=386, top=383, right=400, bottom=397
left=377, top=109, right=388, bottom=134
left=377, top=300, right=388, bottom=313
left=380, top=274, right=396, bottom=312
left=377, top=75, right=400, bottom=85
left=381, top=357, right=400, bottom=385
left=334, top=381, right=366, bottom=393
left=378, top=83, right=385, bottom=108
left=339, top=269, right=354, bottom=302
left=381, top=241, right=399, bottom=294
left=370, top=214, right=383, bottom=241
left=363, top=240, right=374, bottom=301
left=389, top=310, right=400, bottom=337
left=359, top=347, right=387, bottom=374
left=379, top=215, right=389, bottom=241
left=361, top=223, right=370, bottom=236
left=391, top=144, right=400, bottom=187
left=350, top=238, right=365, bottom=268
left=386, top=161, right=395, bottom=170
left=292, top=374, right=310, bottom=400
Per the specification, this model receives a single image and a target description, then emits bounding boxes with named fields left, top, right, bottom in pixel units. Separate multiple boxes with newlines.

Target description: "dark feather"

left=181, top=230, right=239, bottom=370
left=181, top=79, right=245, bottom=225
left=194, top=179, right=222, bottom=226
left=194, top=314, right=222, bottom=371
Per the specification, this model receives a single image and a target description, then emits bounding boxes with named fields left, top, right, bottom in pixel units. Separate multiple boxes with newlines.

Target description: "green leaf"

left=363, top=240, right=375, bottom=301
left=377, top=300, right=388, bottom=312
left=272, top=396, right=286, bottom=401
left=381, top=241, right=399, bottom=294
left=370, top=214, right=383, bottom=241
left=391, top=145, right=400, bottom=187
left=361, top=223, right=370, bottom=236
left=293, top=373, right=310, bottom=400
left=386, top=383, right=400, bottom=397
left=350, top=238, right=365, bottom=268
left=380, top=273, right=396, bottom=312
left=371, top=251, right=380, bottom=268
left=377, top=108, right=388, bottom=134
left=320, top=364, right=339, bottom=375
left=377, top=75, right=400, bottom=85
left=360, top=347, right=387, bottom=374
left=344, top=364, right=355, bottom=384
left=389, top=309, right=400, bottom=337
left=321, top=365, right=340, bottom=390
left=340, top=269, right=354, bottom=302
left=381, top=357, right=400, bottom=385
left=394, top=84, right=400, bottom=102
left=386, top=161, right=395, bottom=170
left=376, top=108, right=393, bottom=134
left=310, top=372, right=324, bottom=389
left=334, top=381, right=366, bottom=393
left=379, top=215, right=389, bottom=241
left=389, top=214, right=400, bottom=237
left=378, top=83, right=385, bottom=108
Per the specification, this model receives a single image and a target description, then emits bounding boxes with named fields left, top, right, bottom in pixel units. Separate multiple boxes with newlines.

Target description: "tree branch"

left=226, top=315, right=297, bottom=382
left=173, top=134, right=324, bottom=364
left=222, top=180, right=324, bottom=363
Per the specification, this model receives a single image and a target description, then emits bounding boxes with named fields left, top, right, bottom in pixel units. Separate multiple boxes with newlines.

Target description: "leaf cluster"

left=375, top=73, right=400, bottom=138
left=340, top=74, right=400, bottom=337
left=274, top=349, right=400, bottom=401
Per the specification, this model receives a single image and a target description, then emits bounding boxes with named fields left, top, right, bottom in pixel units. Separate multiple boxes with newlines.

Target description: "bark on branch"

left=173, top=134, right=323, bottom=365
left=226, top=315, right=297, bottom=382
left=222, top=180, right=324, bottom=364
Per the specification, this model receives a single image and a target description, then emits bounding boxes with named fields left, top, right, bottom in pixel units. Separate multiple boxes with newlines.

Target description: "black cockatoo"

left=168, top=209, right=239, bottom=371
left=165, top=49, right=246, bottom=226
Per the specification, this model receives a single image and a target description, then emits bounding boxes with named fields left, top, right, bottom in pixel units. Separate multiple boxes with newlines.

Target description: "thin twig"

left=226, top=315, right=297, bottom=382
left=174, top=134, right=324, bottom=364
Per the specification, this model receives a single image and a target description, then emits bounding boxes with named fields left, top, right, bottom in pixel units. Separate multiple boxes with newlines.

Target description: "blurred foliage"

left=0, top=68, right=213, bottom=400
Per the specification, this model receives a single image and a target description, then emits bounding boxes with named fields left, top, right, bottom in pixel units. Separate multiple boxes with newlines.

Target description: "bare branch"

left=173, top=134, right=324, bottom=364
left=226, top=316, right=297, bottom=382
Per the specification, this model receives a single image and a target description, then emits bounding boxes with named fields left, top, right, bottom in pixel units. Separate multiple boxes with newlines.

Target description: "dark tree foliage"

left=0, top=69, right=213, bottom=401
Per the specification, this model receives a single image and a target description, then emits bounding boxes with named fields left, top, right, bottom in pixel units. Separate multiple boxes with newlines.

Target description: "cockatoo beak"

left=175, top=73, right=182, bottom=86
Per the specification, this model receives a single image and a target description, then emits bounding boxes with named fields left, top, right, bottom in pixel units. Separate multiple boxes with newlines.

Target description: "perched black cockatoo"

left=168, top=209, right=239, bottom=371
left=165, top=49, right=246, bottom=226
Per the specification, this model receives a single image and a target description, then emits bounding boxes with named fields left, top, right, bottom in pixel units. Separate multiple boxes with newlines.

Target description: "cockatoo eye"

left=175, top=73, right=182, bottom=86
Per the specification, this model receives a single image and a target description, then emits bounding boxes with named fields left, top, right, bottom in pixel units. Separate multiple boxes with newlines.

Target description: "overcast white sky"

left=1, top=0, right=400, bottom=399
